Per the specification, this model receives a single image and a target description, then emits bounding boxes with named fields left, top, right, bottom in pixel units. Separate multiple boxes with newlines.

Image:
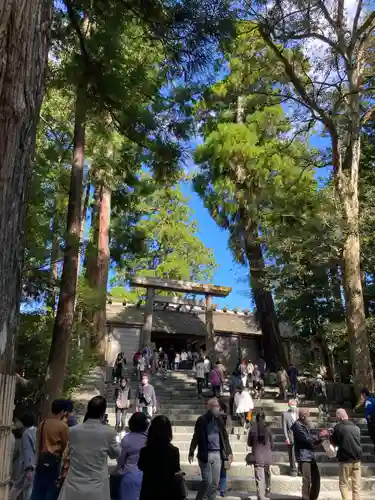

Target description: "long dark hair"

left=255, top=412, right=267, bottom=444
left=147, top=415, right=172, bottom=448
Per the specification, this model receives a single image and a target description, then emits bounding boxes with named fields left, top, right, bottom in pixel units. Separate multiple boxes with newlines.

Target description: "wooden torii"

left=131, top=277, right=231, bottom=353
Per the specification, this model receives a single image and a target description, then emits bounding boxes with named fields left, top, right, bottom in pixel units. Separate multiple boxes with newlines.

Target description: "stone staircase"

left=104, top=367, right=375, bottom=499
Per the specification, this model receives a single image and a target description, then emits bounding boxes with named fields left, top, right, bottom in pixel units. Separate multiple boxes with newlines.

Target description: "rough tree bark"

left=92, top=184, right=111, bottom=356
left=47, top=212, right=60, bottom=313
left=243, top=220, right=287, bottom=371
left=257, top=6, right=375, bottom=392
left=0, top=0, right=51, bottom=496
left=335, top=139, right=374, bottom=391
left=76, top=180, right=90, bottom=283
left=42, top=84, right=86, bottom=417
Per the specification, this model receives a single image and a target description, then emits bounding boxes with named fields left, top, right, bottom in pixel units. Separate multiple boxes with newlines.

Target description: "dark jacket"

left=247, top=423, right=273, bottom=466
left=287, top=366, right=298, bottom=381
left=138, top=443, right=180, bottom=500
left=292, top=419, right=320, bottom=462
left=330, top=420, right=361, bottom=463
left=189, top=412, right=232, bottom=462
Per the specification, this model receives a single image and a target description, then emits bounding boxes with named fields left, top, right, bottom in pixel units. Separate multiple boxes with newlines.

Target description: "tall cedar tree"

left=0, top=0, right=51, bottom=492
left=239, top=1, right=375, bottom=391
left=42, top=0, right=234, bottom=412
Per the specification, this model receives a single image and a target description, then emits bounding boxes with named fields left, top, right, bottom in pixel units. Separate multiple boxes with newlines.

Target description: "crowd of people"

left=10, top=348, right=375, bottom=500
left=128, top=345, right=205, bottom=380
left=9, top=396, right=188, bottom=500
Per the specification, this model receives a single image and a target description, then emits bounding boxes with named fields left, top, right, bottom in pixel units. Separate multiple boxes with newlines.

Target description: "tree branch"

left=316, top=0, right=337, bottom=32
left=352, top=0, right=364, bottom=36
left=281, top=31, right=344, bottom=56
left=257, top=24, right=336, bottom=135
left=361, top=105, right=375, bottom=124
left=356, top=10, right=375, bottom=41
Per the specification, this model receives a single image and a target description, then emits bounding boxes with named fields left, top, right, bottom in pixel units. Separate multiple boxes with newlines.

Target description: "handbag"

left=223, top=459, right=231, bottom=471
left=245, top=452, right=256, bottom=466
left=174, top=470, right=188, bottom=499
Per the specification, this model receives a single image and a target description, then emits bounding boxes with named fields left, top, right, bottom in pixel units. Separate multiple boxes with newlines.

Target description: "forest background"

left=1, top=0, right=375, bottom=428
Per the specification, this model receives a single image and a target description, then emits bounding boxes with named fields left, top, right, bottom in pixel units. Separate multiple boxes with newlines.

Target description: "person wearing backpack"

left=247, top=412, right=273, bottom=500
left=210, top=362, right=223, bottom=398
left=360, top=388, right=375, bottom=451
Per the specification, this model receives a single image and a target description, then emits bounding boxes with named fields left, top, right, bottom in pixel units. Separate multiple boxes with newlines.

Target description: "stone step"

left=105, top=405, right=361, bottom=421
left=186, top=493, right=371, bottom=500
left=105, top=418, right=372, bottom=440
left=179, top=462, right=375, bottom=477
left=171, top=440, right=375, bottom=458
left=170, top=430, right=373, bottom=442
left=185, top=475, right=375, bottom=493
left=105, top=414, right=367, bottom=427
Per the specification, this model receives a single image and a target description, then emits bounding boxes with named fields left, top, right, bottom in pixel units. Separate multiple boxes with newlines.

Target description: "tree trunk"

left=335, top=139, right=374, bottom=392
left=47, top=213, right=60, bottom=313
left=0, top=0, right=51, bottom=496
left=92, top=184, right=111, bottom=356
left=243, top=220, right=287, bottom=371
left=76, top=180, right=90, bottom=287
left=85, top=184, right=99, bottom=289
left=329, top=265, right=345, bottom=317
left=42, top=83, right=86, bottom=417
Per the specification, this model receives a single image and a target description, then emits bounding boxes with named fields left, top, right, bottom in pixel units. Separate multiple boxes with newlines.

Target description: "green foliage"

left=14, top=313, right=98, bottom=414
left=111, top=184, right=217, bottom=293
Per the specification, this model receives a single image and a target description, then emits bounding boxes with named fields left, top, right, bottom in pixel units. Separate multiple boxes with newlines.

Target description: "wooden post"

left=141, top=288, right=154, bottom=349
left=205, top=294, right=214, bottom=356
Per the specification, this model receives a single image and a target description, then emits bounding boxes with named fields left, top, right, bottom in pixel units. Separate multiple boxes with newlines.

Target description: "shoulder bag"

left=245, top=452, right=256, bottom=466
left=36, top=420, right=61, bottom=474
left=174, top=470, right=188, bottom=499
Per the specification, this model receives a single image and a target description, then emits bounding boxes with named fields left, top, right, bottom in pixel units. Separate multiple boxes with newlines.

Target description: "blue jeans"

left=219, top=466, right=227, bottom=493
left=29, top=458, right=61, bottom=500
left=196, top=452, right=221, bottom=500
left=290, top=380, right=297, bottom=395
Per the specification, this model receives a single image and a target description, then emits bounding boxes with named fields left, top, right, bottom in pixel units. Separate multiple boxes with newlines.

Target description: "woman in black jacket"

left=248, top=412, right=273, bottom=500
left=138, top=415, right=181, bottom=500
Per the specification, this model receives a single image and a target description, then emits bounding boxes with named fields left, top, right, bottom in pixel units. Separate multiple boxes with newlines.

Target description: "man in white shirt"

left=196, top=357, right=206, bottom=398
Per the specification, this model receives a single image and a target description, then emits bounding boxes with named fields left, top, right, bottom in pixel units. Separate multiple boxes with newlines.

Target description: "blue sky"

left=180, top=181, right=251, bottom=310
left=183, top=133, right=331, bottom=312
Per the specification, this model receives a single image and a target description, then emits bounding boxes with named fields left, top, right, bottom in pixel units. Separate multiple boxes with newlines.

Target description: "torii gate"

left=131, top=277, right=232, bottom=353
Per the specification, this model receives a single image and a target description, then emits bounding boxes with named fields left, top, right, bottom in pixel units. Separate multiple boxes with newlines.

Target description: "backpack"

left=211, top=368, right=221, bottom=386
left=365, top=397, right=375, bottom=416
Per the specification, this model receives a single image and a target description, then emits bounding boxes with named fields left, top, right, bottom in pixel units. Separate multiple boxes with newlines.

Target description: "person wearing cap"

left=281, top=400, right=298, bottom=476
left=62, top=400, right=78, bottom=427
left=330, top=409, right=361, bottom=500
left=292, top=408, right=322, bottom=500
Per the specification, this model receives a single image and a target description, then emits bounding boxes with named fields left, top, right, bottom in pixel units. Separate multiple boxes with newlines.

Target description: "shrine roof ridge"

left=130, top=276, right=231, bottom=297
